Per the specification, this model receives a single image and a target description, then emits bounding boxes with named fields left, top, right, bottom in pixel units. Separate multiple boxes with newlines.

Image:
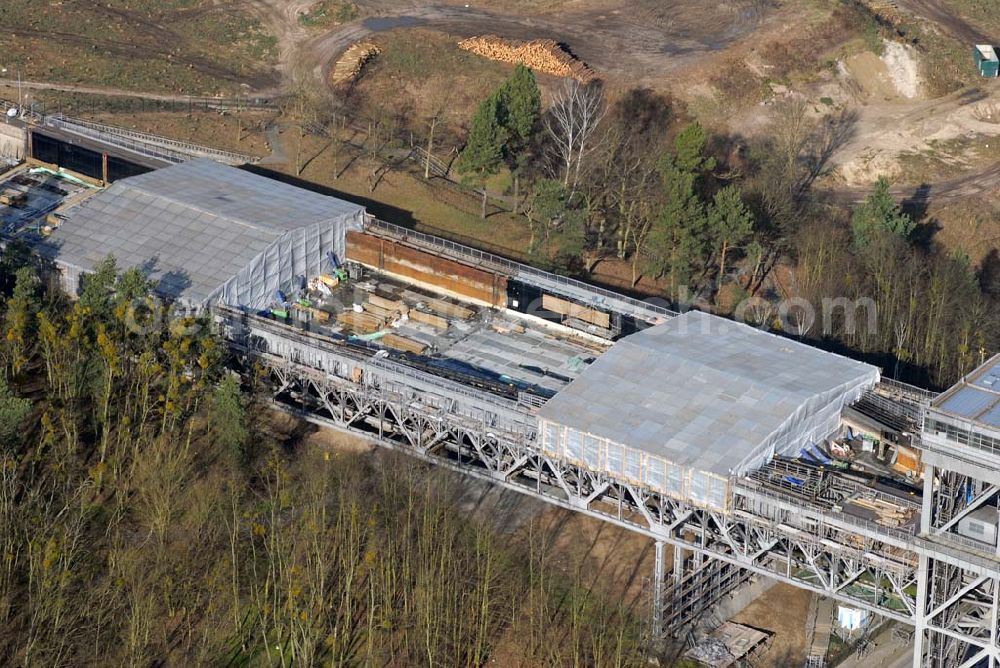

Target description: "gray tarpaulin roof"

left=932, top=355, right=1000, bottom=428
left=42, top=159, right=364, bottom=306
left=537, top=310, right=880, bottom=476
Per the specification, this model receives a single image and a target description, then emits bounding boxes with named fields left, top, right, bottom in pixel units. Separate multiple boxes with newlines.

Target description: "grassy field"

left=0, top=0, right=277, bottom=95
left=354, top=29, right=534, bottom=144
left=298, top=1, right=360, bottom=28
left=941, top=0, right=1000, bottom=34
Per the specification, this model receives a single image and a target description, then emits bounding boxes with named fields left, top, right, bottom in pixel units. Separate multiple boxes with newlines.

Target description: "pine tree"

left=708, top=185, right=754, bottom=289
left=457, top=92, right=508, bottom=179
left=0, top=374, right=30, bottom=451
left=212, top=374, right=249, bottom=467
left=2, top=266, right=38, bottom=375
left=79, top=254, right=119, bottom=321
left=643, top=126, right=717, bottom=292
left=851, top=176, right=914, bottom=249
left=457, top=92, right=508, bottom=217
left=498, top=65, right=540, bottom=145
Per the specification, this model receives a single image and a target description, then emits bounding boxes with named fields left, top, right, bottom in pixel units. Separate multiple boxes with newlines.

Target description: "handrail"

left=363, top=217, right=677, bottom=322
left=216, top=305, right=535, bottom=423
left=876, top=377, right=938, bottom=402
left=46, top=116, right=257, bottom=166
left=734, top=479, right=919, bottom=545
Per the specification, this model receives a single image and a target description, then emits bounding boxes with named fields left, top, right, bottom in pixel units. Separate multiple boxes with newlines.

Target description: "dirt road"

left=0, top=79, right=277, bottom=105
left=825, top=159, right=1000, bottom=206
left=898, top=0, right=990, bottom=43
left=244, top=1, right=769, bottom=92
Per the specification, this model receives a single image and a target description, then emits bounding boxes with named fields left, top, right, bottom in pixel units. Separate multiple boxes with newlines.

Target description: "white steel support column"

left=674, top=544, right=684, bottom=585
left=914, top=464, right=935, bottom=668
left=653, top=540, right=667, bottom=639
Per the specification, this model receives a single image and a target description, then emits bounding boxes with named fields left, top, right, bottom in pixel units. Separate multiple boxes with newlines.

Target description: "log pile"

left=457, top=35, right=597, bottom=83
left=331, top=42, right=380, bottom=85
left=858, top=0, right=901, bottom=23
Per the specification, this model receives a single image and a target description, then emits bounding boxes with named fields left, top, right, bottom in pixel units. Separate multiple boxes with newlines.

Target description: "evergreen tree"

left=0, top=240, right=33, bottom=298
left=456, top=92, right=508, bottom=179
left=79, top=254, right=119, bottom=320
left=671, top=122, right=716, bottom=177
left=212, top=374, right=249, bottom=467
left=2, top=266, right=39, bottom=375
left=643, top=126, right=717, bottom=292
left=0, top=374, right=30, bottom=451
left=457, top=92, right=509, bottom=218
left=708, top=185, right=754, bottom=289
left=498, top=64, right=541, bottom=146
left=851, top=176, right=914, bottom=249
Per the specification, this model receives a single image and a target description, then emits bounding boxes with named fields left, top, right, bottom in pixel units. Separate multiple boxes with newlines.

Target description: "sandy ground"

left=729, top=582, right=815, bottom=666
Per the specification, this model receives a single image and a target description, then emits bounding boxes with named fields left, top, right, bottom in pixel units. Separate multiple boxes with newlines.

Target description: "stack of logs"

left=331, top=42, right=381, bottom=85
left=458, top=35, right=597, bottom=83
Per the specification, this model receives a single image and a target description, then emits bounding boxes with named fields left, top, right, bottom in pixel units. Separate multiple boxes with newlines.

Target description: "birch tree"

left=544, top=80, right=605, bottom=196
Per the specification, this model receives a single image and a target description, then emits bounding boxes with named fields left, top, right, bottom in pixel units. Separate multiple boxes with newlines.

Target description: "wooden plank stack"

left=337, top=311, right=382, bottom=334
left=853, top=496, right=912, bottom=527
left=457, top=35, right=598, bottom=83
left=423, top=297, right=474, bottom=320
left=381, top=333, right=428, bottom=355
left=363, top=302, right=399, bottom=323
left=542, top=294, right=611, bottom=329
left=410, top=309, right=448, bottom=331
left=368, top=293, right=408, bottom=315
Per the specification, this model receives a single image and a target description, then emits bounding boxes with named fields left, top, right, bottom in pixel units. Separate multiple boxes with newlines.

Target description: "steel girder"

left=914, top=464, right=1000, bottom=668
left=223, top=313, right=1000, bottom=665
left=250, top=349, right=921, bottom=621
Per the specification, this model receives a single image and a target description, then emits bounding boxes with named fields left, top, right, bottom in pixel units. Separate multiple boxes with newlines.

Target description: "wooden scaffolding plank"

left=423, top=296, right=474, bottom=320
left=409, top=309, right=448, bottom=330
left=381, top=333, right=428, bottom=355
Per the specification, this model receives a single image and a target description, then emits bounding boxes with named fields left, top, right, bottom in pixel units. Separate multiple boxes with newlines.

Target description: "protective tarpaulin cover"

left=42, top=159, right=364, bottom=310
left=537, top=310, right=879, bottom=510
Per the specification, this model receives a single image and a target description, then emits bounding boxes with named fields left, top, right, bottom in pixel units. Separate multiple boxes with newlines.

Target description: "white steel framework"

left=216, top=303, right=998, bottom=666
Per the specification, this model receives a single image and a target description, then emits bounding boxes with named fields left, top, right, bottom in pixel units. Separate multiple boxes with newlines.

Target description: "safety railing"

left=735, top=480, right=920, bottom=546
left=363, top=217, right=677, bottom=322
left=218, top=305, right=536, bottom=427
left=45, top=116, right=257, bottom=166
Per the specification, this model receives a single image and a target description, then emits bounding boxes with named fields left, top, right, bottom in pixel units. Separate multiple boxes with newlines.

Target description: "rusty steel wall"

left=346, top=231, right=508, bottom=307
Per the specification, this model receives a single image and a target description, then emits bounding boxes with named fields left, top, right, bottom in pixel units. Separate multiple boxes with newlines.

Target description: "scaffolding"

left=215, top=284, right=999, bottom=668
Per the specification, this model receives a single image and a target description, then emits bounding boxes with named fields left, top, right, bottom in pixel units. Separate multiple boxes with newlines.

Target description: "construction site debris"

left=331, top=42, right=380, bottom=85
left=318, top=274, right=341, bottom=289
left=0, top=190, right=27, bottom=207
left=457, top=35, right=598, bottom=82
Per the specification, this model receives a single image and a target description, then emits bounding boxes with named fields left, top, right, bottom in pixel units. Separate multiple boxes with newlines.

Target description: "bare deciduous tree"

left=544, top=80, right=606, bottom=197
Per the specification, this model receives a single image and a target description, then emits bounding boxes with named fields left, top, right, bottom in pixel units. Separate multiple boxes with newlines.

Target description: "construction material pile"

left=850, top=495, right=914, bottom=528
left=331, top=42, right=380, bottom=85
left=857, top=0, right=901, bottom=23
left=457, top=35, right=597, bottom=82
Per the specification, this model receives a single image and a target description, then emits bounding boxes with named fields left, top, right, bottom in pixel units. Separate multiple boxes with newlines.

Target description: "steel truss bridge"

left=218, top=305, right=1000, bottom=668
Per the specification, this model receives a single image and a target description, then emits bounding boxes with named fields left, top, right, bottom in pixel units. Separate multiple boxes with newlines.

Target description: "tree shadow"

left=800, top=107, right=859, bottom=192
left=135, top=255, right=192, bottom=300
left=240, top=164, right=418, bottom=228
left=900, top=183, right=931, bottom=222
left=980, top=249, right=1000, bottom=298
